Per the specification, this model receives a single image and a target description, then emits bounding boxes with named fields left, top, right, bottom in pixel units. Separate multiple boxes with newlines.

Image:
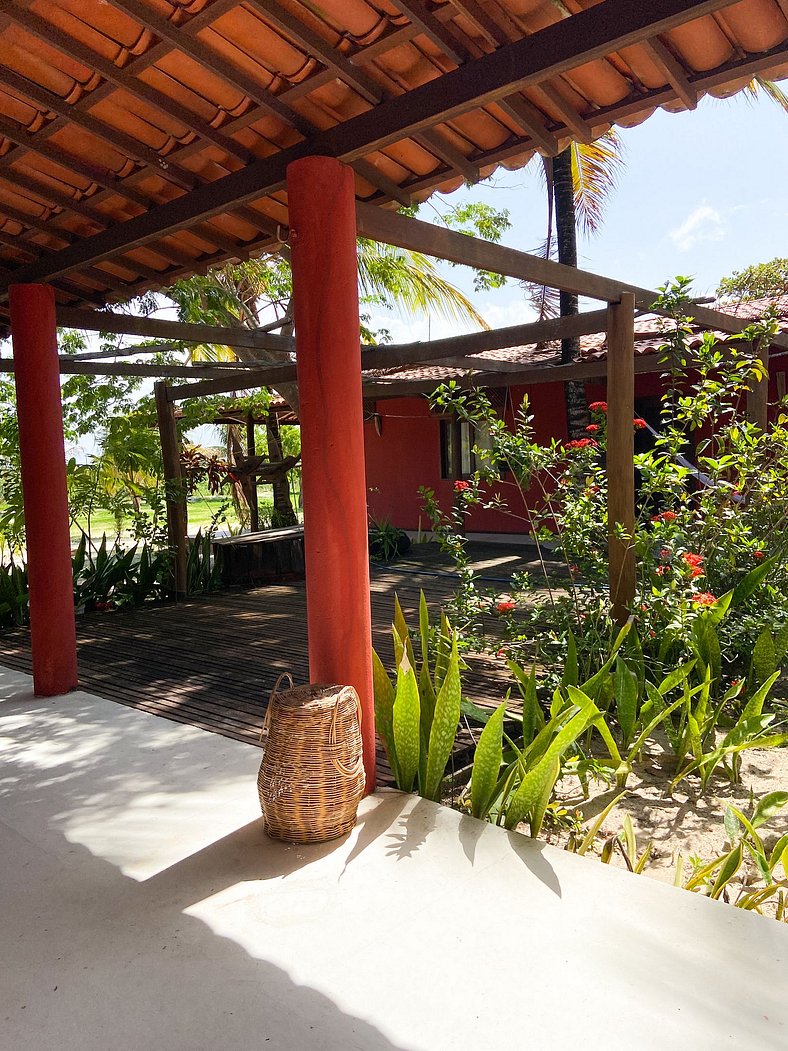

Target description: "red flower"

left=589, top=401, right=608, bottom=413
left=496, top=600, right=516, bottom=614
left=690, top=567, right=704, bottom=579
left=569, top=564, right=580, bottom=577
left=659, top=548, right=671, bottom=560
left=453, top=480, right=470, bottom=493
left=652, top=510, right=678, bottom=523
left=633, top=418, right=647, bottom=429
left=692, top=592, right=718, bottom=606
left=565, top=438, right=598, bottom=450
left=496, top=648, right=508, bottom=659
left=585, top=423, right=600, bottom=434
left=682, top=552, right=704, bottom=568
left=754, top=550, right=765, bottom=560
left=656, top=565, right=669, bottom=576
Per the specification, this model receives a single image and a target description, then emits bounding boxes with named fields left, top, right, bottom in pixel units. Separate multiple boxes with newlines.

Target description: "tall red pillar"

left=9, top=284, right=78, bottom=696
left=287, top=156, right=376, bottom=792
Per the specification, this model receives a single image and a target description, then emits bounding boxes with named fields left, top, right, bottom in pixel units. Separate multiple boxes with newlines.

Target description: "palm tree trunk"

left=553, top=148, right=590, bottom=439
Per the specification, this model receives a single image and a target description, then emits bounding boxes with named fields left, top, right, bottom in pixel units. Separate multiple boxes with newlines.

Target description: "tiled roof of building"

left=0, top=2, right=786, bottom=318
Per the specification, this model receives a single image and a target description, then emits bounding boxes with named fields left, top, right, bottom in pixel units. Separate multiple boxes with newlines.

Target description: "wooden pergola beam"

left=0, top=0, right=739, bottom=292
left=355, top=203, right=788, bottom=348
left=54, top=307, right=294, bottom=352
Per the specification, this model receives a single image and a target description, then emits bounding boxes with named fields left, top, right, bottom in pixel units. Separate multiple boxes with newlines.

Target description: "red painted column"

left=287, top=156, right=376, bottom=792
left=9, top=284, right=78, bottom=696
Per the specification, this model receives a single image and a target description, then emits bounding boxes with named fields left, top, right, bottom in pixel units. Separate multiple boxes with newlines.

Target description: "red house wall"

left=364, top=383, right=570, bottom=534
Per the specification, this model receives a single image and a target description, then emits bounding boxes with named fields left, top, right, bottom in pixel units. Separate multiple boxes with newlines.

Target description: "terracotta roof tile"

left=0, top=0, right=785, bottom=309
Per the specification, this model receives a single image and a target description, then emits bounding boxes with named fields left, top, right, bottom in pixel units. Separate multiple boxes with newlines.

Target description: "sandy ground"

left=551, top=741, right=788, bottom=912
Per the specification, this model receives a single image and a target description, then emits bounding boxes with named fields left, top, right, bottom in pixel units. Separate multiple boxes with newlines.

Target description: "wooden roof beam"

left=533, top=83, right=593, bottom=143
left=392, top=0, right=471, bottom=65
left=496, top=95, right=560, bottom=154
left=644, top=36, right=698, bottom=109
left=448, top=0, right=511, bottom=48
left=0, top=0, right=743, bottom=291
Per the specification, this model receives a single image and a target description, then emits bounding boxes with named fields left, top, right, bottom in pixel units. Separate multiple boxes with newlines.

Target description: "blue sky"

left=369, top=90, right=788, bottom=343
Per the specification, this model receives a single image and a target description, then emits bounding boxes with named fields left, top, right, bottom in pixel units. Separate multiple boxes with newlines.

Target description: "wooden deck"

left=0, top=548, right=523, bottom=783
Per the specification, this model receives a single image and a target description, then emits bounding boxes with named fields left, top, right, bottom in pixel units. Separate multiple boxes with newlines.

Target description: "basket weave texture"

left=257, top=680, right=365, bottom=843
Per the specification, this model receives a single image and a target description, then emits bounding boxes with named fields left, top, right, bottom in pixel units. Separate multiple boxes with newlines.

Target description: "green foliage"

left=372, top=593, right=463, bottom=801
left=421, top=282, right=788, bottom=715
left=368, top=519, right=411, bottom=562
left=186, top=530, right=223, bottom=595
left=717, top=257, right=788, bottom=302
left=681, top=795, right=788, bottom=916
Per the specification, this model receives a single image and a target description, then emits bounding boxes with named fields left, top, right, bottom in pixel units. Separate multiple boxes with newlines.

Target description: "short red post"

left=287, top=156, right=376, bottom=792
left=10, top=284, right=78, bottom=695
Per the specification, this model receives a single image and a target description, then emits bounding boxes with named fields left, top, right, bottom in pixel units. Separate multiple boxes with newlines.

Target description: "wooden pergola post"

left=606, top=292, right=636, bottom=627
left=154, top=381, right=188, bottom=597
left=9, top=283, right=78, bottom=695
left=287, top=155, right=376, bottom=793
left=747, top=341, right=770, bottom=432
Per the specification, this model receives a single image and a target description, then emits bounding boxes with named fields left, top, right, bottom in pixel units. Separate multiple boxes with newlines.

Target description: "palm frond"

left=743, top=76, right=788, bottom=116
left=357, top=240, right=489, bottom=330
left=570, top=129, right=626, bottom=238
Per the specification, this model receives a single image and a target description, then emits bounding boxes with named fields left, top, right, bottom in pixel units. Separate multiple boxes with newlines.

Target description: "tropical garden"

left=2, top=123, right=788, bottom=921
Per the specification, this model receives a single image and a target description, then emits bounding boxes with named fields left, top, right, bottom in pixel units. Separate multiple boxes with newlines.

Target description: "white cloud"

left=669, top=203, right=726, bottom=253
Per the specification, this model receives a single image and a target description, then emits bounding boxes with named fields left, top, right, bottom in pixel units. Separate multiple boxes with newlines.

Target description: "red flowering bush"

left=453, top=480, right=470, bottom=493
left=691, top=592, right=718, bottom=606
left=682, top=552, right=704, bottom=568
left=496, top=599, right=516, bottom=614
left=586, top=423, right=600, bottom=434
left=651, top=510, right=678, bottom=523
left=589, top=401, right=608, bottom=413
left=633, top=418, right=647, bottom=429
left=565, top=438, right=598, bottom=451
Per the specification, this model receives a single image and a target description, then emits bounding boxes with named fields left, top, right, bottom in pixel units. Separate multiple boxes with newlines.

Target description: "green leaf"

left=774, top=624, right=788, bottom=663
left=424, top=634, right=462, bottom=801
left=372, top=648, right=401, bottom=786
left=711, top=843, right=743, bottom=899
left=419, top=590, right=430, bottom=668
left=515, top=662, right=544, bottom=746
left=392, top=653, right=421, bottom=793
left=470, top=701, right=507, bottom=819
left=731, top=555, right=778, bottom=609
left=614, top=657, right=638, bottom=747
left=723, top=806, right=741, bottom=843
left=504, top=691, right=595, bottom=830
left=657, top=660, right=696, bottom=697
left=751, top=792, right=788, bottom=830
left=529, top=755, right=560, bottom=838
left=562, top=631, right=579, bottom=689
left=750, top=628, right=777, bottom=688
left=741, top=671, right=780, bottom=720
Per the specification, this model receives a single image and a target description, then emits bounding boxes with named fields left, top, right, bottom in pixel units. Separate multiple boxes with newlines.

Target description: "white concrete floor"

left=1, top=664, right=787, bottom=1051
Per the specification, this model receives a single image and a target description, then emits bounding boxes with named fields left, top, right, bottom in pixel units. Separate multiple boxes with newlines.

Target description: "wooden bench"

left=212, top=526, right=305, bottom=586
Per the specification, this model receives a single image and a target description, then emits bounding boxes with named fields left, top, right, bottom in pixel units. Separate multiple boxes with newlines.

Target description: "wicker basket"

left=257, top=675, right=366, bottom=843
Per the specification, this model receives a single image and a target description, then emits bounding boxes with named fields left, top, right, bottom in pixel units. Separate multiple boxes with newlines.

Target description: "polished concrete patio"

left=2, top=664, right=787, bottom=1051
